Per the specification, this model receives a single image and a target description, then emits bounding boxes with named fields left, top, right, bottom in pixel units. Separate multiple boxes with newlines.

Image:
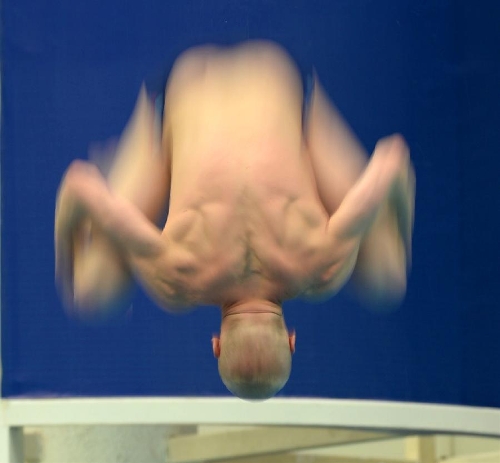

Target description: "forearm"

left=326, top=139, right=402, bottom=239
left=59, top=161, right=166, bottom=259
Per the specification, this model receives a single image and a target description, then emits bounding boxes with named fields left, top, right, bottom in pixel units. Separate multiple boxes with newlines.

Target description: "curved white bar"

left=1, top=397, right=499, bottom=436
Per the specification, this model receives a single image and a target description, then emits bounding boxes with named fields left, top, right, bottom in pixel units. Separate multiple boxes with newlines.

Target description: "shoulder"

left=152, top=235, right=233, bottom=306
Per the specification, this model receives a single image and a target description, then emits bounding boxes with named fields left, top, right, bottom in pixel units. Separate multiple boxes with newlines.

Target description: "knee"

left=72, top=276, right=133, bottom=322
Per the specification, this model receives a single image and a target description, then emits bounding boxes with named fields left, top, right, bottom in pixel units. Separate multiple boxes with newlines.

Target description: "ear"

left=288, top=330, right=296, bottom=354
left=212, top=335, right=221, bottom=358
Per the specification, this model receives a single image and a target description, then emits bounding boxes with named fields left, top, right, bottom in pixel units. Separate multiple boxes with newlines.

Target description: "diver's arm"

left=55, top=160, right=167, bottom=308
left=324, top=135, right=415, bottom=307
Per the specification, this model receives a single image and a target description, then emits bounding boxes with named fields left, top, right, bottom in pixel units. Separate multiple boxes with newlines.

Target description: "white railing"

left=1, top=397, right=499, bottom=463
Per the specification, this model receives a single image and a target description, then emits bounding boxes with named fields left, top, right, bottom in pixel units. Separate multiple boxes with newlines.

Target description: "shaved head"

left=218, top=315, right=292, bottom=400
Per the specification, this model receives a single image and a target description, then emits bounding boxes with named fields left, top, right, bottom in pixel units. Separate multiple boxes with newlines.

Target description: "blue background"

left=2, top=0, right=499, bottom=406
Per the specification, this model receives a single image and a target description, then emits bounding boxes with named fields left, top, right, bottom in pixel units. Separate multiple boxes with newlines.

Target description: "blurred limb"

left=305, top=74, right=368, bottom=213
left=349, top=136, right=415, bottom=309
left=55, top=160, right=176, bottom=316
left=88, top=137, right=120, bottom=178
left=305, top=77, right=415, bottom=309
left=71, top=219, right=135, bottom=320
left=56, top=86, right=171, bottom=320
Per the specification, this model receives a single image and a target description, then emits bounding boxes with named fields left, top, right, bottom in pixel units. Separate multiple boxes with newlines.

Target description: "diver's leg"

left=305, top=75, right=368, bottom=214
left=71, top=86, right=170, bottom=318
left=306, top=77, right=414, bottom=308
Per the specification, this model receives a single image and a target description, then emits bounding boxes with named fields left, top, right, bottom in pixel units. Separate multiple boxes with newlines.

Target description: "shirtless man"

left=55, top=41, right=415, bottom=400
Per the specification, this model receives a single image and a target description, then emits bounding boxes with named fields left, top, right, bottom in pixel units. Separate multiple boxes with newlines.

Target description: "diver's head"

left=213, top=300, right=296, bottom=400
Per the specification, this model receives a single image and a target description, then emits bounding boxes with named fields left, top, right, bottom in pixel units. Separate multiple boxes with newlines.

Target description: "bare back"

left=56, top=41, right=412, bottom=317
left=160, top=43, right=332, bottom=305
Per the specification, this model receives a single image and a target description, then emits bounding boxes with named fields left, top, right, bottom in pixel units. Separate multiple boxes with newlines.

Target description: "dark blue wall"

left=2, top=0, right=499, bottom=406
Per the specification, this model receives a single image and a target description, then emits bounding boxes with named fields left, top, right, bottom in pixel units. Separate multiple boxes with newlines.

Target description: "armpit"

left=302, top=256, right=357, bottom=302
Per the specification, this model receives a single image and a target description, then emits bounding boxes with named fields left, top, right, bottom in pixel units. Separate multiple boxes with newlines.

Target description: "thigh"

left=305, top=77, right=368, bottom=215
left=104, top=87, right=171, bottom=220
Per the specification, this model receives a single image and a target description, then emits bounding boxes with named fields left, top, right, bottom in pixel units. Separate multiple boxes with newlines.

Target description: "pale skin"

left=55, top=41, right=415, bottom=359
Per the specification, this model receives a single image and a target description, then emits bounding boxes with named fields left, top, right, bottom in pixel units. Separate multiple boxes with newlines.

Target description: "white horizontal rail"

left=0, top=398, right=499, bottom=436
